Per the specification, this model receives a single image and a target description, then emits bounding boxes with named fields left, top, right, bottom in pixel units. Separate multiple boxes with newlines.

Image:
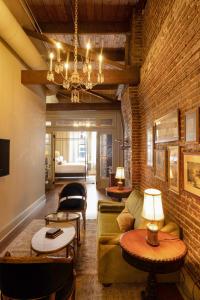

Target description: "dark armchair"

left=58, top=182, right=87, bottom=229
left=0, top=254, right=75, bottom=300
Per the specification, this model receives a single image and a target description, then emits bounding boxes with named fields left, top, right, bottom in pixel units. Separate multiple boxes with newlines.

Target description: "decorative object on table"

left=45, top=228, right=63, bottom=239
left=155, top=109, right=179, bottom=143
left=115, top=167, right=125, bottom=190
left=147, top=127, right=153, bottom=167
left=185, top=108, right=199, bottom=142
left=184, top=152, right=200, bottom=197
left=168, top=146, right=180, bottom=194
left=46, top=0, right=104, bottom=103
left=142, top=189, right=164, bottom=246
left=154, top=149, right=167, bottom=181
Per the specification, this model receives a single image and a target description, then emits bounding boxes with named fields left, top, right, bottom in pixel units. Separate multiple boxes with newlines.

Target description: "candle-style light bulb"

left=86, top=41, right=91, bottom=63
left=49, top=52, right=54, bottom=71
left=56, top=42, right=61, bottom=62
left=99, top=53, right=103, bottom=73
left=64, top=63, right=69, bottom=79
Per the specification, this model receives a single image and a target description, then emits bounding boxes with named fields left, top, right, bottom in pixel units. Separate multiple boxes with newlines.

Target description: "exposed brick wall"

left=122, top=0, right=200, bottom=283
left=121, top=87, right=140, bottom=187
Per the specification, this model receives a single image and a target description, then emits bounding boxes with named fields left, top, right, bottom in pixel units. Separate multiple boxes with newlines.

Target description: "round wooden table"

left=45, top=212, right=81, bottom=245
left=106, top=186, right=132, bottom=201
left=120, top=229, right=187, bottom=300
left=31, top=224, right=76, bottom=257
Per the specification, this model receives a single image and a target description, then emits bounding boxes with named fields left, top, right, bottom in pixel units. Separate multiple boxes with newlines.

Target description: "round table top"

left=45, top=212, right=80, bottom=223
left=120, top=229, right=187, bottom=263
left=106, top=186, right=132, bottom=194
left=31, top=225, right=75, bottom=254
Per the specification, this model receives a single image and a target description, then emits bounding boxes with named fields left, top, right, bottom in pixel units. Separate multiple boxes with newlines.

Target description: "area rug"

left=1, top=219, right=143, bottom=299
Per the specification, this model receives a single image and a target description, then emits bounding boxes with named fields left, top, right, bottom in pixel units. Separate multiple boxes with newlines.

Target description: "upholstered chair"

left=57, top=182, right=87, bottom=229
left=0, top=254, right=75, bottom=300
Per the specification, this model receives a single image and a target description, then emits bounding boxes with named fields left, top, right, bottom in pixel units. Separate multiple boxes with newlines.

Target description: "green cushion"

left=125, top=189, right=143, bottom=229
left=98, top=212, right=121, bottom=236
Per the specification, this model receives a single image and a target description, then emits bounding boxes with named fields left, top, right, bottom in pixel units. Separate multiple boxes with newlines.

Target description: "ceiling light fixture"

left=47, top=0, right=104, bottom=103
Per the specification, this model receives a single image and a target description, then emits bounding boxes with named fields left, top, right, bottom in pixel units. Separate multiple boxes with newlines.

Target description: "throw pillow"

left=116, top=208, right=135, bottom=232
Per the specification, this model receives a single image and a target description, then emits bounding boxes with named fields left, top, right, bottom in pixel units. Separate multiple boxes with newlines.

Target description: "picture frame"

left=155, top=110, right=179, bottom=143
left=168, top=146, right=180, bottom=194
left=147, top=127, right=153, bottom=167
left=185, top=108, right=199, bottom=142
left=184, top=152, right=200, bottom=197
left=155, top=149, right=167, bottom=181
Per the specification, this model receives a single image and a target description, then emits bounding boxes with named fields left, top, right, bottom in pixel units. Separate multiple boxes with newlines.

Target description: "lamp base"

left=146, top=225, right=159, bottom=247
left=117, top=181, right=123, bottom=190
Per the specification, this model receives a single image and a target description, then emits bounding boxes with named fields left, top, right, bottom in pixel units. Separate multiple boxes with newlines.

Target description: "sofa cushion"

left=125, top=189, right=143, bottom=229
left=116, top=208, right=135, bottom=232
left=98, top=212, right=121, bottom=236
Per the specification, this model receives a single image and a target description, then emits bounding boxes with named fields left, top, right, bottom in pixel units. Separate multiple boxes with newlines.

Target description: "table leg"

left=141, top=272, right=157, bottom=300
left=77, top=217, right=81, bottom=246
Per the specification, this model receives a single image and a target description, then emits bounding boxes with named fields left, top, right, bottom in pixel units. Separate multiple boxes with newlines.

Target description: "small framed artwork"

left=147, top=127, right=153, bottom=167
left=155, top=149, right=167, bottom=181
left=184, top=153, right=200, bottom=197
left=155, top=110, right=179, bottom=143
left=168, top=146, right=180, bottom=194
left=185, top=108, right=199, bottom=142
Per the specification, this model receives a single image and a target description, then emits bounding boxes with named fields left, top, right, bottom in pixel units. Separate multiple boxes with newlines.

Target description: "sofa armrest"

left=98, top=201, right=125, bottom=213
left=160, top=222, right=180, bottom=237
left=98, top=234, right=122, bottom=245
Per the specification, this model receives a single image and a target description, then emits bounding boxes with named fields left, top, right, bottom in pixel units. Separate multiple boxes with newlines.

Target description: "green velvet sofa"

left=97, top=189, right=180, bottom=284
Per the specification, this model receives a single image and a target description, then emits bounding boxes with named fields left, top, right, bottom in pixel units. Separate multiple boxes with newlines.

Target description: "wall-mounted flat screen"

left=0, top=139, right=10, bottom=177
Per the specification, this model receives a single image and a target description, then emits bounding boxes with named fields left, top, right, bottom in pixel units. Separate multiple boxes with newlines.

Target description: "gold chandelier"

left=47, top=0, right=104, bottom=103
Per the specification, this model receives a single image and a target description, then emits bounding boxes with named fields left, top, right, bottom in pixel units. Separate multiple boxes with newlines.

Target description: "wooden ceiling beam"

left=39, top=22, right=130, bottom=34
left=24, top=29, right=126, bottom=70
left=21, top=67, right=140, bottom=86
left=44, top=48, right=124, bottom=62
left=82, top=90, right=116, bottom=103
left=46, top=103, right=121, bottom=111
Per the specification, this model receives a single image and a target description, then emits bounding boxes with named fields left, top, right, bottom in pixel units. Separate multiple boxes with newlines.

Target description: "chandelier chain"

left=74, top=0, right=78, bottom=72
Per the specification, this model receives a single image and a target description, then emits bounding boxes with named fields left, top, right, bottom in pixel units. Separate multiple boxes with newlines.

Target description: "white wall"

left=0, top=40, right=46, bottom=237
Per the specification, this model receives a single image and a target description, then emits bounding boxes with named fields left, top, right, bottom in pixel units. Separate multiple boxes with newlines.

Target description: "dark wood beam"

left=92, top=84, right=118, bottom=91
left=24, top=29, right=126, bottom=70
left=21, top=67, right=140, bottom=86
left=46, top=103, right=121, bottom=111
left=82, top=90, right=116, bottom=103
left=39, top=22, right=130, bottom=34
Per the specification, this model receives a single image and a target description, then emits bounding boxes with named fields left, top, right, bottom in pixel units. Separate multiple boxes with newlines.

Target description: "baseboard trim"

left=0, top=195, right=46, bottom=243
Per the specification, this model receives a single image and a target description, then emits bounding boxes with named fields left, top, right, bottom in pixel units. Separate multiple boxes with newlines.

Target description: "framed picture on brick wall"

left=185, top=108, right=199, bottom=142
left=155, top=110, right=179, bottom=143
left=168, top=146, right=180, bottom=194
left=154, top=149, right=167, bottom=181
left=147, top=127, right=153, bottom=167
left=184, top=153, right=200, bottom=197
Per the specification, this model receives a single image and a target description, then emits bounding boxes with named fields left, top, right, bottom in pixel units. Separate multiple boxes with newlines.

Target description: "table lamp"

left=142, top=188, right=164, bottom=246
left=115, top=167, right=125, bottom=190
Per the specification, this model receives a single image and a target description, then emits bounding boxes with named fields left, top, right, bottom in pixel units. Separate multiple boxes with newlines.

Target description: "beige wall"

left=0, top=41, right=45, bottom=236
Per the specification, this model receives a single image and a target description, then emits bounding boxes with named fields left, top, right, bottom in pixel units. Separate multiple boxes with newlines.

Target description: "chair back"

left=59, top=182, right=86, bottom=199
left=0, top=256, right=74, bottom=299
